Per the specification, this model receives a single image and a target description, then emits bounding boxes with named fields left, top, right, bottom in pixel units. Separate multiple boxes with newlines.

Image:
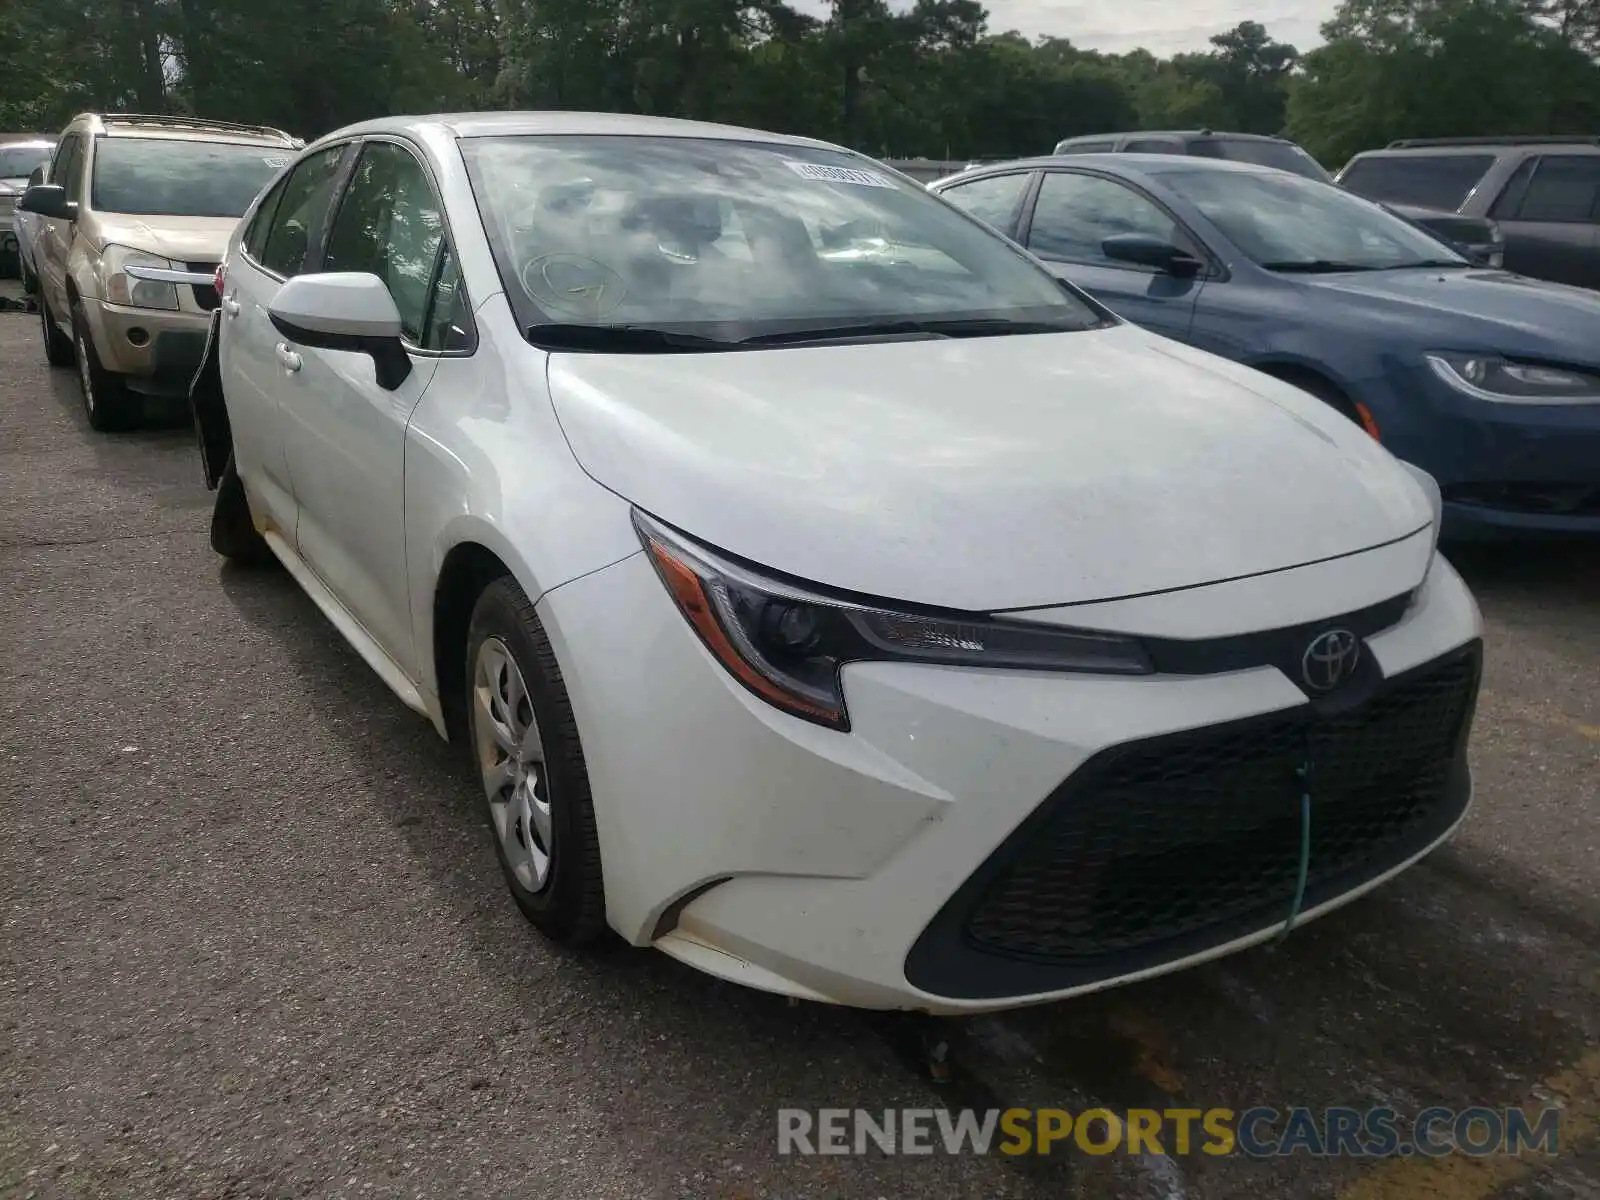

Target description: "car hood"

left=545, top=324, right=1430, bottom=610
left=0, top=177, right=27, bottom=193
left=1300, top=267, right=1600, bottom=346
left=88, top=213, right=238, bottom=263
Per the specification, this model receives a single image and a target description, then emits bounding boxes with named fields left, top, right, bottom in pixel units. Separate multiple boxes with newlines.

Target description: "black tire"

left=466, top=576, right=607, bottom=945
left=71, top=306, right=134, bottom=432
left=38, top=289, right=74, bottom=367
left=210, top=454, right=273, bottom=565
left=0, top=247, right=18, bottom=281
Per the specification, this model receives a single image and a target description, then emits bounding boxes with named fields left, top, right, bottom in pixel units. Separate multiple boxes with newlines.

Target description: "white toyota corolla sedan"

left=189, top=112, right=1484, bottom=1014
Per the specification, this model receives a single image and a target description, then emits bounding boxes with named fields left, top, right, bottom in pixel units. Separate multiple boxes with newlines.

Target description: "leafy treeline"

left=3, top=0, right=1600, bottom=169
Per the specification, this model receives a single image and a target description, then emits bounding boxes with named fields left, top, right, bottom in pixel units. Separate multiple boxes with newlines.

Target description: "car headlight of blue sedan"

left=1426, top=352, right=1600, bottom=403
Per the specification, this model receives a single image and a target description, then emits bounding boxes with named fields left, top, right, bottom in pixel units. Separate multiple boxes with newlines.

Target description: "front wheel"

left=38, top=290, right=74, bottom=367
left=466, top=577, right=607, bottom=945
left=72, top=308, right=133, bottom=432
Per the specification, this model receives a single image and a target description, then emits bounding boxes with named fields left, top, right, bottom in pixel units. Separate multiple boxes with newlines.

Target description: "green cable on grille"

left=1274, top=763, right=1313, bottom=944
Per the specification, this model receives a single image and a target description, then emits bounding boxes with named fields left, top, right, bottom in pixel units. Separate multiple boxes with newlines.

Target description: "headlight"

left=634, top=511, right=1153, bottom=731
left=100, top=244, right=180, bottom=310
left=1426, top=352, right=1600, bottom=404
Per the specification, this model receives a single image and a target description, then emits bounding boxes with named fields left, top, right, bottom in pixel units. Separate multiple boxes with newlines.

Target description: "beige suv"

left=21, top=113, right=300, bottom=430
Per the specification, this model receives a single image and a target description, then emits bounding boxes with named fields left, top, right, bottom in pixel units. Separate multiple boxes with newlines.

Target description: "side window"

left=938, top=172, right=1031, bottom=232
left=1061, top=140, right=1115, bottom=154
left=1028, top=172, right=1180, bottom=267
left=1124, top=139, right=1182, bottom=154
left=51, top=135, right=84, bottom=202
left=1500, top=155, right=1600, bottom=223
left=322, top=141, right=446, bottom=343
left=258, top=144, right=347, bottom=278
left=421, top=246, right=474, bottom=352
left=242, top=175, right=290, bottom=262
left=1489, top=158, right=1536, bottom=220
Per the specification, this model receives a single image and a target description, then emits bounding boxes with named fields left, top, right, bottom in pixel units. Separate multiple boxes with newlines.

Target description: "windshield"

left=92, top=137, right=292, bottom=217
left=0, top=145, right=52, bottom=180
left=1186, top=138, right=1332, bottom=183
left=459, top=134, right=1107, bottom=344
left=1338, top=154, right=1494, bottom=211
left=1171, top=167, right=1467, bottom=270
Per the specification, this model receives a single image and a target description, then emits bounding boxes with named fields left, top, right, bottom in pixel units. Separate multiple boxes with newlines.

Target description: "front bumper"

left=79, top=298, right=211, bottom=394
left=538, top=542, right=1483, bottom=1013
left=1365, top=367, right=1600, bottom=538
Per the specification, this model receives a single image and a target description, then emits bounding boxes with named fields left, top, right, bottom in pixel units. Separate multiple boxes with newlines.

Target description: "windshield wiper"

left=738, top=317, right=1083, bottom=346
left=1259, top=260, right=1380, bottom=274
left=1376, top=259, right=1475, bottom=270
left=525, top=323, right=734, bottom=353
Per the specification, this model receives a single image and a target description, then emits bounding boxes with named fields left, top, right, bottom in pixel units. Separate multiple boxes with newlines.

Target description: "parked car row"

left=1052, top=129, right=1507, bottom=269
left=933, top=149, right=1600, bottom=538
left=7, top=108, right=1576, bottom=1015
left=0, top=135, right=56, bottom=280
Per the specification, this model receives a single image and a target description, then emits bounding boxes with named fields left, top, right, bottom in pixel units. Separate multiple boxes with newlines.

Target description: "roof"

left=1058, top=130, right=1294, bottom=144
left=1351, top=139, right=1600, bottom=158
left=933, top=152, right=1291, bottom=189
left=68, top=113, right=299, bottom=145
left=314, top=111, right=835, bottom=148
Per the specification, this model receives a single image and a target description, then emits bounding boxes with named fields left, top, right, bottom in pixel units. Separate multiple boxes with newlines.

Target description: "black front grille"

left=1444, top=482, right=1600, bottom=517
left=905, top=644, right=1480, bottom=999
left=187, top=261, right=220, bottom=311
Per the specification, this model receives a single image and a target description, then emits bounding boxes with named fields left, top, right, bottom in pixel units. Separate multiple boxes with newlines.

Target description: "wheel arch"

left=1247, top=358, right=1380, bottom=437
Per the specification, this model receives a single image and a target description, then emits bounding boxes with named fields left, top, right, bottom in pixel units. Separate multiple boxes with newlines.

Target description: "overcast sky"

left=791, top=0, right=1332, bottom=57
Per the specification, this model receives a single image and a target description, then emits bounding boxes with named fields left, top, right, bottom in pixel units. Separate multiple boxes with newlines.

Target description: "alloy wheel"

left=75, top=326, right=95, bottom=417
left=472, top=637, right=553, bottom=892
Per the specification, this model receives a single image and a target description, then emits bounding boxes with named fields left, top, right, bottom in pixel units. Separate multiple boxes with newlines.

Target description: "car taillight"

left=214, top=262, right=226, bottom=293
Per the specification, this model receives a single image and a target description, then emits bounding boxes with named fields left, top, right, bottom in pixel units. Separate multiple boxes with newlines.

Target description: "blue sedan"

left=931, top=155, right=1600, bottom=538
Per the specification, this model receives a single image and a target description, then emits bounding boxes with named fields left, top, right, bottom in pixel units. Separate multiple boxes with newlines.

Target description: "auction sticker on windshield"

left=784, top=161, right=895, bottom=188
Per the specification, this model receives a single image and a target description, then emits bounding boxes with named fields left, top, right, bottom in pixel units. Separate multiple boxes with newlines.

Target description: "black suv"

left=1055, top=130, right=1502, bottom=266
left=1336, top=137, right=1600, bottom=290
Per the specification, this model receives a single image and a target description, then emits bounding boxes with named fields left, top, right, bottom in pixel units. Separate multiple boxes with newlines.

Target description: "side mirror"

left=19, top=184, right=76, bottom=221
left=1101, top=232, right=1202, bottom=277
left=267, top=272, right=412, bottom=391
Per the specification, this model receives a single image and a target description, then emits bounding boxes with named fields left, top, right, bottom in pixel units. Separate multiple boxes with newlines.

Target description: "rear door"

left=1018, top=168, right=1207, bottom=340
left=1487, top=154, right=1600, bottom=289
left=224, top=141, right=353, bottom=538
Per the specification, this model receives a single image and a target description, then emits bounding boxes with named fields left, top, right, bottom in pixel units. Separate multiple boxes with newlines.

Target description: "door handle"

left=222, top=295, right=240, bottom=317
left=274, top=343, right=302, bottom=372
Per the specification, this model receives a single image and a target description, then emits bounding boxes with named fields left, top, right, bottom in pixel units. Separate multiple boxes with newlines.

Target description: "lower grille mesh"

left=964, top=651, right=1478, bottom=964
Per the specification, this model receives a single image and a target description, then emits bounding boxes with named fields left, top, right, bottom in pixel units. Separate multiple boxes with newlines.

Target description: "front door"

left=1020, top=169, right=1206, bottom=341
left=276, top=138, right=458, bottom=677
left=36, top=132, right=84, bottom=323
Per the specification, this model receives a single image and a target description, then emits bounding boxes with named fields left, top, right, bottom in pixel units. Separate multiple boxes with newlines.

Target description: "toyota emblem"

left=1301, top=629, right=1360, bottom=693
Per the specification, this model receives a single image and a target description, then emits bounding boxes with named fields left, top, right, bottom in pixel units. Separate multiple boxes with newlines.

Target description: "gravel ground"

left=1, top=288, right=1596, bottom=1199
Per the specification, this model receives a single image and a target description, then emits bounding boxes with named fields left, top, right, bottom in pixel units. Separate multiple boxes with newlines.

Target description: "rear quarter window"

left=1338, top=154, right=1496, bottom=211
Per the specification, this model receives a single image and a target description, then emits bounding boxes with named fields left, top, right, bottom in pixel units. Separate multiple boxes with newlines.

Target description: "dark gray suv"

left=1336, top=137, right=1600, bottom=290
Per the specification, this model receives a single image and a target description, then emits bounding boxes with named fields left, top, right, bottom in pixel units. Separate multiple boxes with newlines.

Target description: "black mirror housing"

left=19, top=184, right=76, bottom=221
left=268, top=312, right=413, bottom=392
left=1101, top=232, right=1202, bottom=277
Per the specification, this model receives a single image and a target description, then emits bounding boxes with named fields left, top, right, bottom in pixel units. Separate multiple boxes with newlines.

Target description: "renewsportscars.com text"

left=777, top=1106, right=1562, bottom=1158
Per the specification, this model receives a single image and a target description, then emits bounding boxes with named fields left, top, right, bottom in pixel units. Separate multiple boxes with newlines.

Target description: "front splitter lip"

left=653, top=793, right=1471, bottom=1015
